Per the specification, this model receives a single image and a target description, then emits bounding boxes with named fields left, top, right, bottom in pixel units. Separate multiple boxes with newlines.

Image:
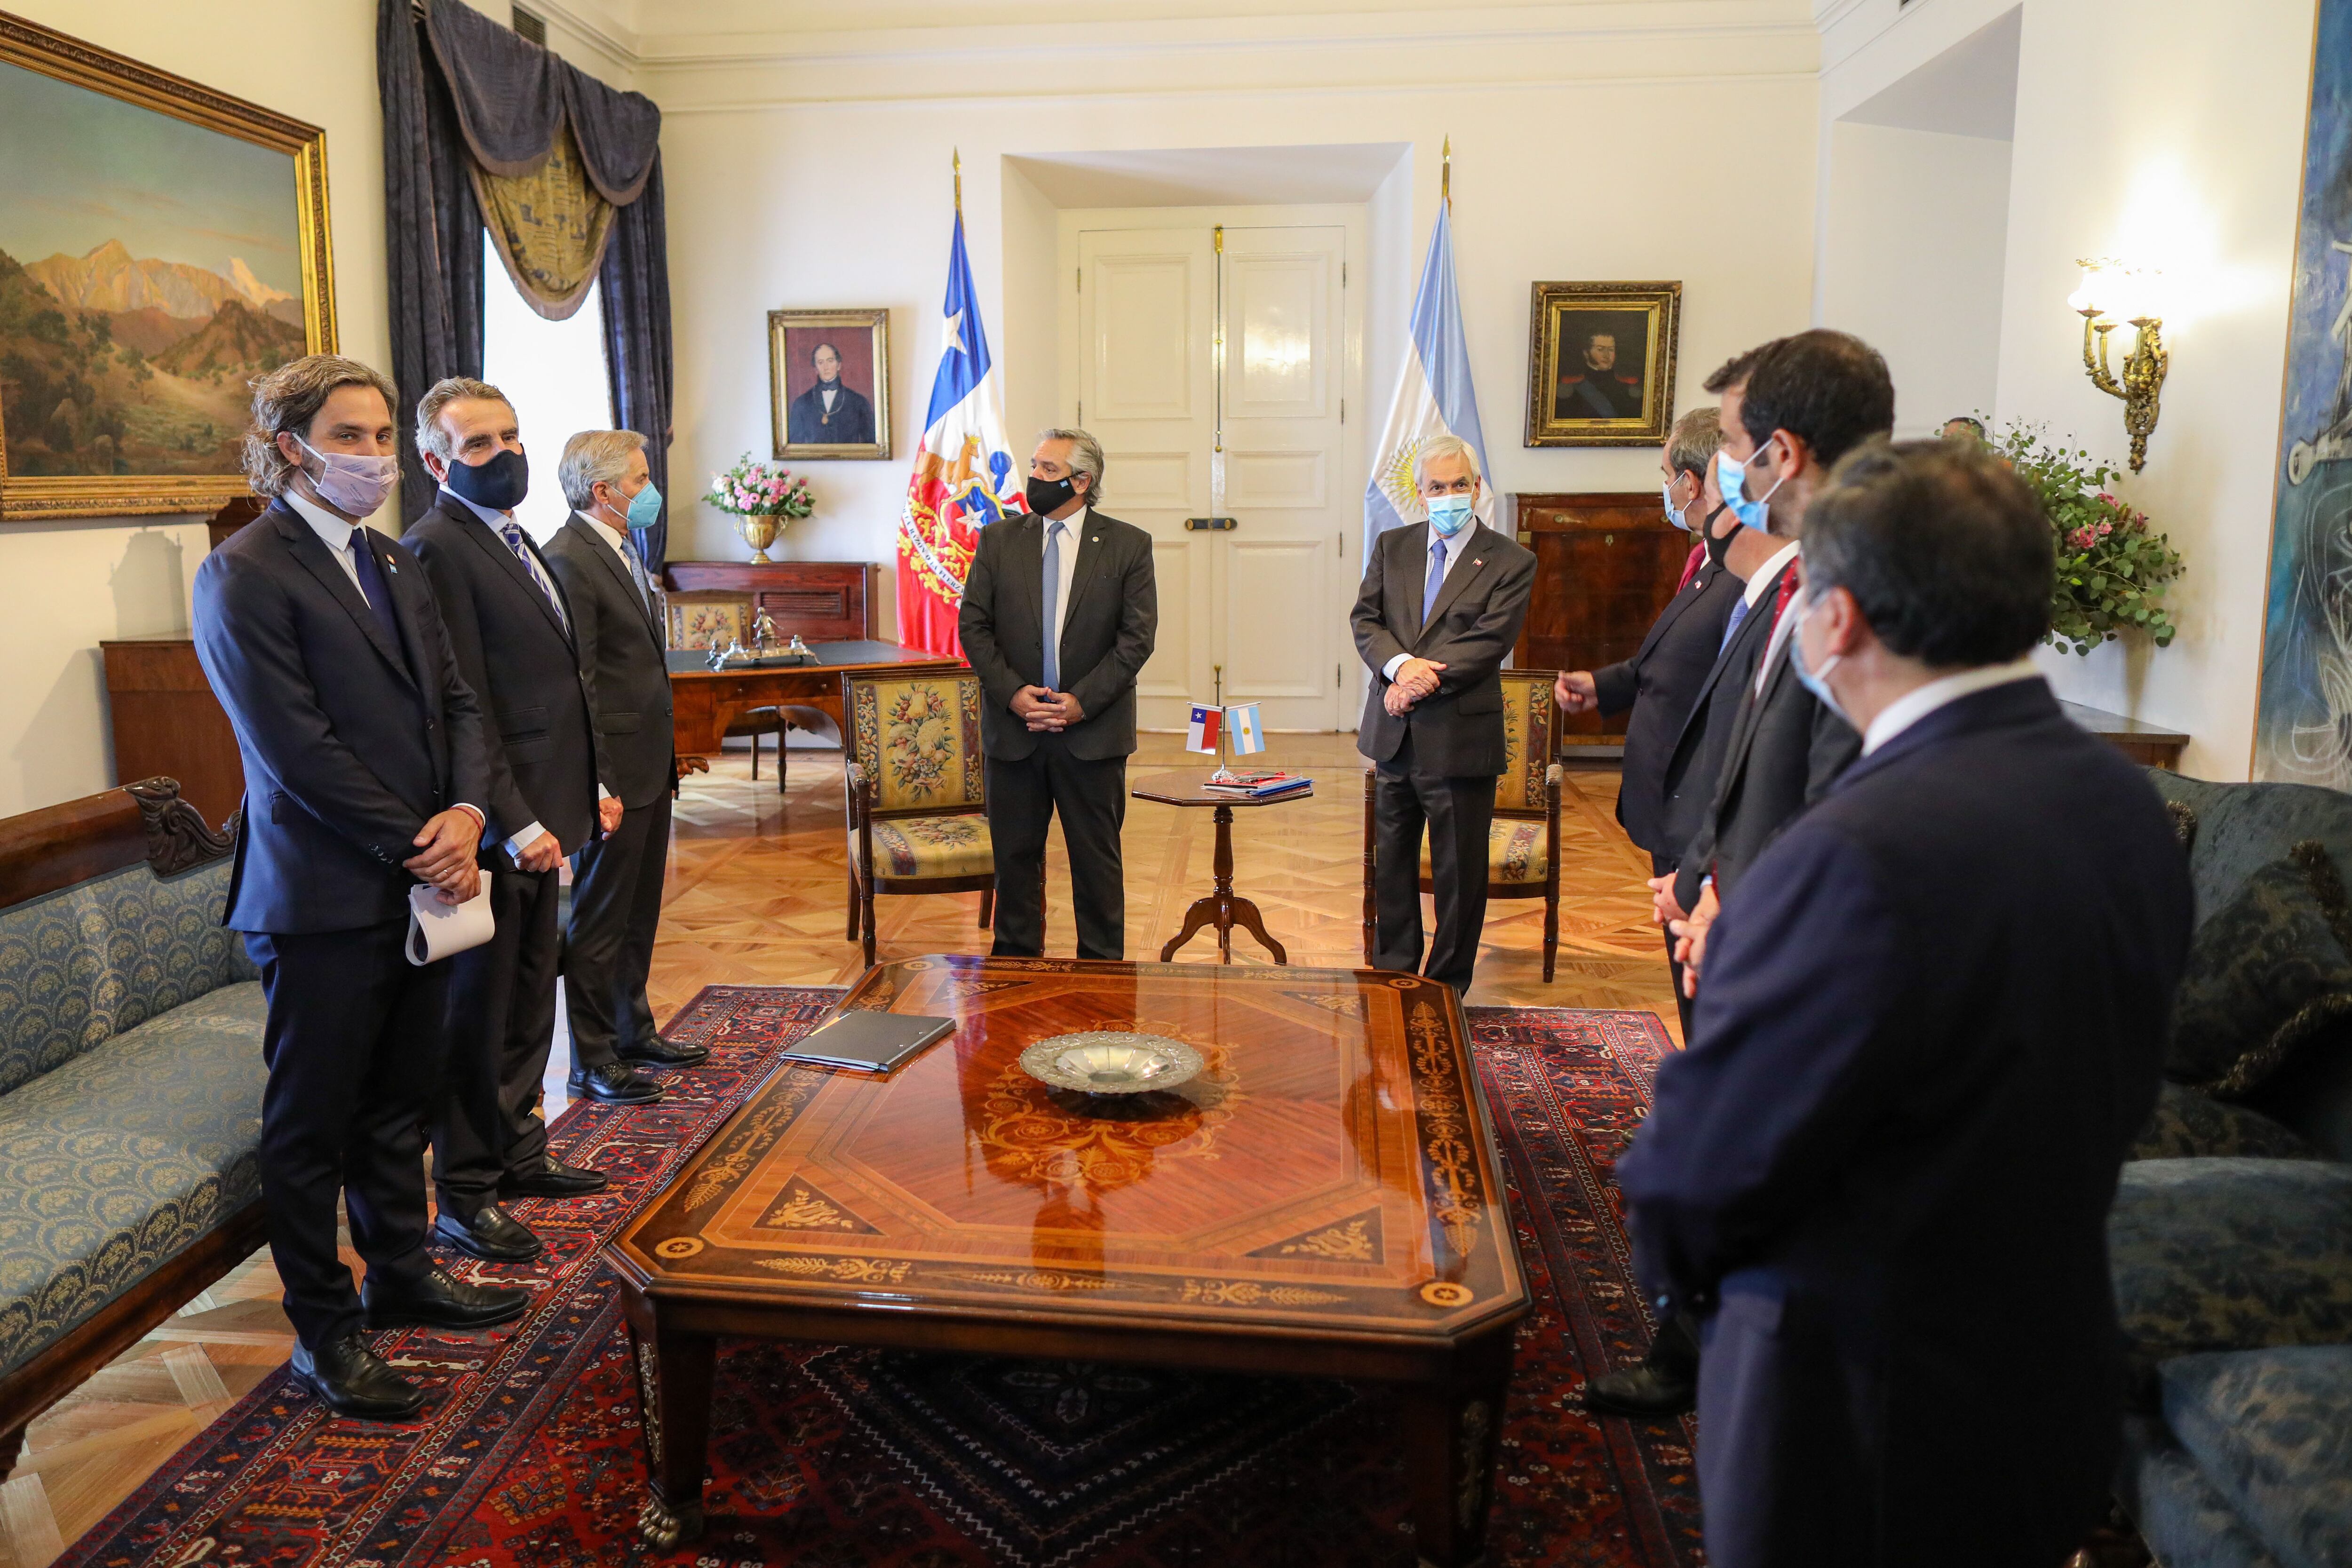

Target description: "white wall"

left=644, top=6, right=1825, bottom=635
left=1820, top=0, right=2320, bottom=779
left=1818, top=121, right=2011, bottom=436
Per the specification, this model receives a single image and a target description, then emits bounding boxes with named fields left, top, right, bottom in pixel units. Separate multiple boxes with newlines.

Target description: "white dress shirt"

left=1382, top=520, right=1477, bottom=681
left=584, top=510, right=654, bottom=606
left=280, top=487, right=486, bottom=838
left=1862, top=658, right=2045, bottom=755
left=1042, top=506, right=1086, bottom=676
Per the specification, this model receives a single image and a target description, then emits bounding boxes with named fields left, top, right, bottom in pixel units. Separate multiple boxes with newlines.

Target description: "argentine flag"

left=1363, top=198, right=1493, bottom=562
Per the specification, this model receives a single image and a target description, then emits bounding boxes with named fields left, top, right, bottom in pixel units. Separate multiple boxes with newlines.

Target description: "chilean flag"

left=1185, top=704, right=1223, bottom=753
left=894, top=205, right=1023, bottom=656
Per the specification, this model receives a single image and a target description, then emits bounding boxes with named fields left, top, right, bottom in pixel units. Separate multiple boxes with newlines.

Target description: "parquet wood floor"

left=0, top=734, right=1677, bottom=1568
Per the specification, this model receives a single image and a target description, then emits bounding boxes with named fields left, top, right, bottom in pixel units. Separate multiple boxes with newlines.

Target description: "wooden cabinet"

left=1508, top=491, right=1688, bottom=748
left=100, top=637, right=244, bottom=829
left=661, top=560, right=875, bottom=642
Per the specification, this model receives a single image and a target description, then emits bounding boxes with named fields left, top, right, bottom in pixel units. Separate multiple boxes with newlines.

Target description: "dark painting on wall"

left=1524, top=281, right=1679, bottom=447
left=0, top=13, right=335, bottom=521
left=2257, top=0, right=2352, bottom=785
left=769, top=308, right=890, bottom=460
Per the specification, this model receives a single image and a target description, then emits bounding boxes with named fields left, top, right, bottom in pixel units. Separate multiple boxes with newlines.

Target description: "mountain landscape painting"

left=0, top=16, right=334, bottom=517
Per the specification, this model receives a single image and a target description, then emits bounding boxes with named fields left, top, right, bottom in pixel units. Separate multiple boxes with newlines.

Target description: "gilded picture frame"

left=769, top=308, right=891, bottom=461
left=1524, top=281, right=1681, bottom=448
left=0, top=12, right=338, bottom=521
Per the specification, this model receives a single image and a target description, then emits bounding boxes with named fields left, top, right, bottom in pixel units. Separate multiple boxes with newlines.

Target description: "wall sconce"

left=2068, top=257, right=2169, bottom=472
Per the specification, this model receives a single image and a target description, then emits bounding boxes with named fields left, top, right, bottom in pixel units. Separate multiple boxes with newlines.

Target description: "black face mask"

left=446, top=446, right=530, bottom=511
left=1025, top=473, right=1078, bottom=516
left=1702, top=503, right=1733, bottom=569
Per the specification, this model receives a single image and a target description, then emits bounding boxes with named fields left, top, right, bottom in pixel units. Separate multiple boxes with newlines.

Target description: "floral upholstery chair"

left=1361, top=667, right=1564, bottom=980
left=842, top=669, right=995, bottom=968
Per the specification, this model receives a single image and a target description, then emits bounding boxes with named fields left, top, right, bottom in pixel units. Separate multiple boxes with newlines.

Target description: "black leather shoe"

left=567, top=1061, right=665, bottom=1104
left=290, top=1333, right=425, bottom=1421
left=363, top=1265, right=531, bottom=1330
left=501, top=1154, right=610, bottom=1199
left=1583, top=1362, right=1698, bottom=1418
left=615, top=1036, right=709, bottom=1067
left=432, top=1202, right=545, bottom=1263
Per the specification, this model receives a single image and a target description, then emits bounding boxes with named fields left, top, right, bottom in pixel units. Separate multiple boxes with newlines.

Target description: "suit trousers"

left=564, top=788, right=671, bottom=1067
left=985, top=734, right=1127, bottom=961
left=1373, top=732, right=1496, bottom=994
left=244, top=922, right=445, bottom=1350
left=1656, top=850, right=1698, bottom=1044
left=432, top=865, right=560, bottom=1212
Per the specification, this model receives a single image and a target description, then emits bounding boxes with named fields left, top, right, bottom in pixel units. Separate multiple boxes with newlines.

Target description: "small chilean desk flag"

left=1185, top=704, right=1223, bottom=754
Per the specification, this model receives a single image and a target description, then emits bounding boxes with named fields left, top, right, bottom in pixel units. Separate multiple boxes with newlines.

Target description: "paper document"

left=406, top=874, right=495, bottom=966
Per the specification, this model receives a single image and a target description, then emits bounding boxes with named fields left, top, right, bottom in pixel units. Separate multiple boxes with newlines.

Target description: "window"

left=481, top=229, right=613, bottom=541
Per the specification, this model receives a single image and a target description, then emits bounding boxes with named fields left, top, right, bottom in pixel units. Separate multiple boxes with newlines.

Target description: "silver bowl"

left=1018, top=1032, right=1204, bottom=1095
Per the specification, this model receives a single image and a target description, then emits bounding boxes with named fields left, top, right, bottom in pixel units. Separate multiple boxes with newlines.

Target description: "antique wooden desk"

left=1132, top=768, right=1315, bottom=964
left=665, top=640, right=961, bottom=767
left=607, top=955, right=1529, bottom=1565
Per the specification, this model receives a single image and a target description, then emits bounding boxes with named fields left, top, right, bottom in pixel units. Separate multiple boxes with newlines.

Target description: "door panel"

left=1090, top=254, right=1196, bottom=419
left=1225, top=538, right=1330, bottom=699
left=1227, top=250, right=1330, bottom=419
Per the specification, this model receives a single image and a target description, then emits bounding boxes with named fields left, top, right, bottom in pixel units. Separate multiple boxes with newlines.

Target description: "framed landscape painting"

left=1524, top=281, right=1680, bottom=447
left=0, top=12, right=336, bottom=521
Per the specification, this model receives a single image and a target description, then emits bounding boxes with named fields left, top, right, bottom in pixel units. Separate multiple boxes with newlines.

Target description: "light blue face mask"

left=1715, top=444, right=1785, bottom=534
left=1662, top=478, right=1690, bottom=531
left=604, top=478, right=663, bottom=532
left=1788, top=590, right=1852, bottom=727
left=1426, top=494, right=1476, bottom=537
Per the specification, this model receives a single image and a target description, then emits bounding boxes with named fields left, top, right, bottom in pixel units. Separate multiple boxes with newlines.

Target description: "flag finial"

left=954, top=149, right=962, bottom=212
left=1441, top=135, right=1451, bottom=204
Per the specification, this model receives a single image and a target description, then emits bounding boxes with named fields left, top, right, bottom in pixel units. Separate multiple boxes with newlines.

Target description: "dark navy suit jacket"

left=192, top=500, right=497, bottom=934
left=1593, top=551, right=1741, bottom=859
left=1618, top=677, right=2192, bottom=1564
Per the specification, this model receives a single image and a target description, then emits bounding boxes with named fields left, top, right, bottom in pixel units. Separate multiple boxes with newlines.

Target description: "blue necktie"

left=1422, top=536, right=1447, bottom=627
left=1041, top=519, right=1065, bottom=690
left=1721, top=593, right=1753, bottom=652
left=346, top=530, right=410, bottom=676
left=500, top=520, right=567, bottom=629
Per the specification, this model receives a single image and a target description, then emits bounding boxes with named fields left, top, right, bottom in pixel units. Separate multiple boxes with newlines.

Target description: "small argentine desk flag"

left=1225, top=703, right=1266, bottom=755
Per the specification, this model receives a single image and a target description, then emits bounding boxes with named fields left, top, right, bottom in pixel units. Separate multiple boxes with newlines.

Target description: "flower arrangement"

left=705, top=454, right=815, bottom=519
left=1984, top=420, right=2186, bottom=656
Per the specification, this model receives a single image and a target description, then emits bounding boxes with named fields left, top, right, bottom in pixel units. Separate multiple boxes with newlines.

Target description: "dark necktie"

left=1041, top=519, right=1066, bottom=690
left=499, top=520, right=568, bottom=629
left=346, top=529, right=404, bottom=655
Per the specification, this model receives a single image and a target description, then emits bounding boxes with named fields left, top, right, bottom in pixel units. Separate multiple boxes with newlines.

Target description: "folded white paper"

left=406, top=873, right=495, bottom=966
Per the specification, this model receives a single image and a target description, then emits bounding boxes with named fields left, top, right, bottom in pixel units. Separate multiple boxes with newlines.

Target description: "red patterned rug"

left=58, top=991, right=1701, bottom=1568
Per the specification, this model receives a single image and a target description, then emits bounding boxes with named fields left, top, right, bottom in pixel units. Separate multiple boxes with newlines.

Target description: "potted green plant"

left=706, top=454, right=816, bottom=564
left=1981, top=421, right=2186, bottom=655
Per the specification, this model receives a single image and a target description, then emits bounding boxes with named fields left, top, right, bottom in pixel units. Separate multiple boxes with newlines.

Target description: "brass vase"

left=738, top=513, right=782, bottom=564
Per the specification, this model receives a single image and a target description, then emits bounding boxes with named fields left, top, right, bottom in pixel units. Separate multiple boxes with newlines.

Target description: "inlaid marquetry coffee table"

left=607, top=955, right=1530, bottom=1566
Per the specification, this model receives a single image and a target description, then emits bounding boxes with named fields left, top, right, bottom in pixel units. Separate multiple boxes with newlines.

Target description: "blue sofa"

left=0, top=779, right=266, bottom=1472
left=2112, top=773, right=2352, bottom=1568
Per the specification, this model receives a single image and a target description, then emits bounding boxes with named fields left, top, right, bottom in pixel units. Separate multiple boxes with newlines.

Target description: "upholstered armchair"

left=1361, top=667, right=1564, bottom=981
left=842, top=668, right=996, bottom=968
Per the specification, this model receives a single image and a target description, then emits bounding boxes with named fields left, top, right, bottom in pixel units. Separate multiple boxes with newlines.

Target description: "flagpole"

left=953, top=148, right=961, bottom=211
left=1212, top=664, right=1235, bottom=783
left=1441, top=134, right=1450, bottom=205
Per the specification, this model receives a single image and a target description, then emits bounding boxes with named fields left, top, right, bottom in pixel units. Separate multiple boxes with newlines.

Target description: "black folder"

left=780, top=1010, right=955, bottom=1073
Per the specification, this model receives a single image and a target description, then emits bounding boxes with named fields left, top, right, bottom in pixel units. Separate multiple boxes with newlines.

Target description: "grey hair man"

left=1351, top=431, right=1537, bottom=994
left=541, top=429, right=703, bottom=1091
left=956, top=428, right=1156, bottom=961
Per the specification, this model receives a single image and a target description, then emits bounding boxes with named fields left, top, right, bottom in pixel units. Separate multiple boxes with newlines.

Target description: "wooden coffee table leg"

left=1404, top=1332, right=1514, bottom=1567
left=1227, top=893, right=1287, bottom=963
left=629, top=1314, right=716, bottom=1549
left=1160, top=893, right=1221, bottom=961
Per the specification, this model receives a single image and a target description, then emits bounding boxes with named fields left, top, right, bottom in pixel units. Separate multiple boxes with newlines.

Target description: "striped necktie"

left=498, top=520, right=567, bottom=629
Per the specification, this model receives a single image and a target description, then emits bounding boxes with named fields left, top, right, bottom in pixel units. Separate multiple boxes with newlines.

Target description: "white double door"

left=1064, top=207, right=1364, bottom=732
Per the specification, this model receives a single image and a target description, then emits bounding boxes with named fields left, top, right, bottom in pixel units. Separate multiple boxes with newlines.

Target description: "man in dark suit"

left=1668, top=330, right=1893, bottom=991
left=193, top=356, right=527, bottom=1422
left=785, top=342, right=876, bottom=445
left=1619, top=442, right=2193, bottom=1567
left=545, top=428, right=706, bottom=1084
left=959, top=428, right=1157, bottom=960
left=1555, top=329, right=1645, bottom=420
left=406, top=377, right=635, bottom=1270
left=1353, top=435, right=1538, bottom=995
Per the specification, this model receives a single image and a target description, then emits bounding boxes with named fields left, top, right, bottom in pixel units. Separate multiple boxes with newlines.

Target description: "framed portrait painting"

left=0, top=13, right=337, bottom=521
left=769, top=308, right=890, bottom=460
left=1524, top=281, right=1681, bottom=448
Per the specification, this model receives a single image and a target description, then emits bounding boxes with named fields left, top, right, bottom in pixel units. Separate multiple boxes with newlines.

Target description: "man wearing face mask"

left=194, top=356, right=528, bottom=1422
left=543, top=429, right=701, bottom=1091
left=406, top=377, right=627, bottom=1274
left=1554, top=407, right=1745, bottom=895
left=1354, top=435, right=1538, bottom=995
left=960, top=429, right=1157, bottom=960
left=1666, top=331, right=1892, bottom=995
left=1619, top=443, right=2192, bottom=1567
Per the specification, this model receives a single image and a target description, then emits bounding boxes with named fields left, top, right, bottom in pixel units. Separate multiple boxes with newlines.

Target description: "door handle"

left=1184, top=517, right=1238, bottom=532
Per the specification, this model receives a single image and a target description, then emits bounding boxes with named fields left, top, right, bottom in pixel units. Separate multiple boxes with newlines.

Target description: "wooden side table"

left=1131, top=770, right=1315, bottom=963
